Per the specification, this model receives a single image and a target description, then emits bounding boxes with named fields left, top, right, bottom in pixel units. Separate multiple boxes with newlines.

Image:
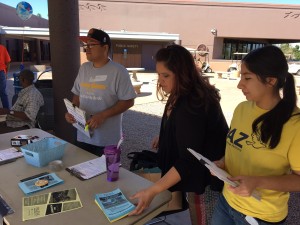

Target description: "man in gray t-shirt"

left=65, top=28, right=136, bottom=156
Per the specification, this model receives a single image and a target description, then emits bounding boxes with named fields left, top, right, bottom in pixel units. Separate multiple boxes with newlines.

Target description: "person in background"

left=0, top=69, right=44, bottom=134
left=211, top=45, right=300, bottom=225
left=129, top=44, right=228, bottom=225
left=65, top=28, right=136, bottom=156
left=0, top=44, right=11, bottom=109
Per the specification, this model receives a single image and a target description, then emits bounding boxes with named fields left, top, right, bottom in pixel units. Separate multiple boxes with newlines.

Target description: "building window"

left=222, top=39, right=266, bottom=60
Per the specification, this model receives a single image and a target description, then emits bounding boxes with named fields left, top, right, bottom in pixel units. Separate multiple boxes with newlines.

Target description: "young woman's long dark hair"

left=155, top=44, right=220, bottom=113
left=243, top=45, right=297, bottom=149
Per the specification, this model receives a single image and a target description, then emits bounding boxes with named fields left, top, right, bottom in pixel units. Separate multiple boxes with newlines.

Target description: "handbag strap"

left=127, top=151, right=141, bottom=160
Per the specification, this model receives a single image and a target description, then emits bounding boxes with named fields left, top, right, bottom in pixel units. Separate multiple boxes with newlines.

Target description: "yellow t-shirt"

left=223, top=101, right=300, bottom=222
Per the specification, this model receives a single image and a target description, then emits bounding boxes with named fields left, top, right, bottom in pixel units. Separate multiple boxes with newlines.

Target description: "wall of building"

left=80, top=40, right=168, bottom=69
left=79, top=0, right=300, bottom=71
left=2, top=1, right=300, bottom=71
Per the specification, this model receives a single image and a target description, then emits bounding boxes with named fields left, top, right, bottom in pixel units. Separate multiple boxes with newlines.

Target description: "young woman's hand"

left=227, top=175, right=259, bottom=197
left=151, top=136, right=159, bottom=150
left=128, top=188, right=157, bottom=216
left=213, top=157, right=225, bottom=170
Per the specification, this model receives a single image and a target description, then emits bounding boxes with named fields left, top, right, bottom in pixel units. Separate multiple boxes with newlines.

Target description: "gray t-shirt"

left=71, top=60, right=136, bottom=146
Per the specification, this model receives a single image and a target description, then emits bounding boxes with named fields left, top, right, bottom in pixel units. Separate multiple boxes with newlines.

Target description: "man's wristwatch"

left=9, top=110, right=14, bottom=115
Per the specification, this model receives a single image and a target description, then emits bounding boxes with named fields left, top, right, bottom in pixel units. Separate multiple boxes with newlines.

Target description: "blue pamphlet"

left=94, top=188, right=136, bottom=222
left=18, top=173, right=64, bottom=195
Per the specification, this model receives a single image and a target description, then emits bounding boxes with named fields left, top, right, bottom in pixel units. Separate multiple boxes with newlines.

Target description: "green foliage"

left=280, top=44, right=300, bottom=61
left=36, top=13, right=42, bottom=18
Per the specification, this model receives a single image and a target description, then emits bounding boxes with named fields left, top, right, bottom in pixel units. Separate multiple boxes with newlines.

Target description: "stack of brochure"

left=18, top=172, right=64, bottom=195
left=94, top=188, right=136, bottom=223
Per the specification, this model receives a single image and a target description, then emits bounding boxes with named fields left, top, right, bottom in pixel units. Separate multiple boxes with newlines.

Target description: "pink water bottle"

left=104, top=145, right=121, bottom=182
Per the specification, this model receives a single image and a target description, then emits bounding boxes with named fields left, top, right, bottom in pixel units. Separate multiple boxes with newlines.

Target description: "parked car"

left=288, top=63, right=300, bottom=76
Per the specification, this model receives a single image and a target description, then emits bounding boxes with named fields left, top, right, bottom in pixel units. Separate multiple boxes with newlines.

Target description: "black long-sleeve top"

left=157, top=94, right=229, bottom=194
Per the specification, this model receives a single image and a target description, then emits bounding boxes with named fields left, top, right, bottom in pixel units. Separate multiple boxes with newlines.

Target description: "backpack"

left=127, top=150, right=158, bottom=171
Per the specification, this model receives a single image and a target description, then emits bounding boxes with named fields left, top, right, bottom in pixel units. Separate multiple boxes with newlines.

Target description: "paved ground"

left=3, top=70, right=300, bottom=225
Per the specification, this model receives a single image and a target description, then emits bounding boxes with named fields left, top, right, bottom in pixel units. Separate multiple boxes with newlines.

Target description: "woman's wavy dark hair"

left=155, top=44, right=220, bottom=113
left=242, top=45, right=297, bottom=149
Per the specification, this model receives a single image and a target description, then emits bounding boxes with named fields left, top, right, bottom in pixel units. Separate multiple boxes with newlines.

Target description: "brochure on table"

left=66, top=155, right=107, bottom=180
left=0, top=147, right=23, bottom=164
left=18, top=172, right=64, bottom=195
left=64, top=98, right=91, bottom=138
left=95, top=188, right=136, bottom=223
left=22, top=188, right=82, bottom=221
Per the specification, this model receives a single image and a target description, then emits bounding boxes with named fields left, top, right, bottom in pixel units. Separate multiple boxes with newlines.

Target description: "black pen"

left=20, top=172, right=50, bottom=182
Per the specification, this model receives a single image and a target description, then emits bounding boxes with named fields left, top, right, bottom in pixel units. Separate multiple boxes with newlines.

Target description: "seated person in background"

left=0, top=69, right=44, bottom=134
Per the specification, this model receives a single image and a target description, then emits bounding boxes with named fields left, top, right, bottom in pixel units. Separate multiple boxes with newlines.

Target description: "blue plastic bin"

left=20, top=137, right=67, bottom=167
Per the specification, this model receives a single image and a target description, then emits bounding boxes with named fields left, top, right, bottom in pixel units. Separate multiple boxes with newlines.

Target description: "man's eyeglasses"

left=80, top=43, right=101, bottom=50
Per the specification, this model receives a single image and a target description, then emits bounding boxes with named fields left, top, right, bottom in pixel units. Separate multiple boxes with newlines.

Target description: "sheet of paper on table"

left=0, top=147, right=23, bottom=164
left=22, top=188, right=82, bottom=221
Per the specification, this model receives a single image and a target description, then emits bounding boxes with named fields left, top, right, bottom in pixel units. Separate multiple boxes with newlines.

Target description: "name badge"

left=90, top=75, right=107, bottom=82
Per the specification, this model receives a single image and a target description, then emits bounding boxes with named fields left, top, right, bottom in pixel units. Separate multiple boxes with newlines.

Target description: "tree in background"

left=280, top=43, right=300, bottom=61
left=293, top=45, right=300, bottom=60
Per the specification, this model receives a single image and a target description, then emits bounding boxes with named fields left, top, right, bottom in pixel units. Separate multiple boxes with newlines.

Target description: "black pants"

left=74, top=140, right=104, bottom=157
left=0, top=122, right=30, bottom=134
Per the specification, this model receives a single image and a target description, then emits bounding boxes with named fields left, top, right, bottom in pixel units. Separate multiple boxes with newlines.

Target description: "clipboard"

left=66, top=156, right=107, bottom=180
left=187, top=148, right=261, bottom=201
left=0, top=147, right=23, bottom=165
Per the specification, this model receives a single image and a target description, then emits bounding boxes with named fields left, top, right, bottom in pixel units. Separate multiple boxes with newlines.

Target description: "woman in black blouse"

left=129, top=45, right=228, bottom=225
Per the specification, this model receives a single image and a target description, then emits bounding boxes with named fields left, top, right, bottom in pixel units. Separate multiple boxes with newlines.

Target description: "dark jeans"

left=211, top=195, right=286, bottom=225
left=74, top=140, right=104, bottom=157
left=0, top=70, right=9, bottom=109
left=0, top=122, right=30, bottom=134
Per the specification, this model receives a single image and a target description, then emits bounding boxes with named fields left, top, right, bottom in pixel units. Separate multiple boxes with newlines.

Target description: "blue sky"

left=0, top=0, right=48, bottom=19
left=0, top=0, right=298, bottom=20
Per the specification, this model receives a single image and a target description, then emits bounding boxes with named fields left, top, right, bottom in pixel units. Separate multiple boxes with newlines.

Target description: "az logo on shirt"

left=227, top=128, right=266, bottom=150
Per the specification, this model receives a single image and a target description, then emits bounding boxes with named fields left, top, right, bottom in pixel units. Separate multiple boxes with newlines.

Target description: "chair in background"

left=34, top=69, right=54, bottom=132
left=35, top=88, right=54, bottom=131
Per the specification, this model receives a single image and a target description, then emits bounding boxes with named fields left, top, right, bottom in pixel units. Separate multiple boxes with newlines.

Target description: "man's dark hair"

left=19, top=69, right=34, bottom=84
